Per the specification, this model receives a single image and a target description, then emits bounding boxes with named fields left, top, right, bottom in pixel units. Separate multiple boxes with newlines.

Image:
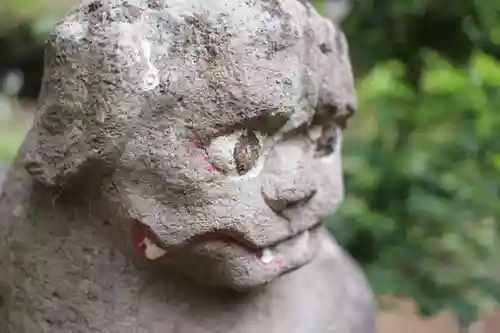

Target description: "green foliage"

left=0, top=119, right=27, bottom=162
left=311, top=0, right=500, bottom=326
left=0, top=100, right=30, bottom=162
left=328, top=50, right=500, bottom=326
left=339, top=0, right=500, bottom=74
left=0, top=0, right=67, bottom=38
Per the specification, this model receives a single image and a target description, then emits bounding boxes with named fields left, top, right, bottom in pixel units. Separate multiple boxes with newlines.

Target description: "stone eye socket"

left=307, top=123, right=339, bottom=158
left=203, top=129, right=264, bottom=177
left=314, top=124, right=338, bottom=158
left=233, top=130, right=262, bottom=175
left=85, top=1, right=103, bottom=14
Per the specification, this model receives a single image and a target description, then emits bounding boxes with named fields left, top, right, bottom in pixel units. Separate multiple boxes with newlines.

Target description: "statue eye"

left=233, top=130, right=262, bottom=175
left=203, top=130, right=264, bottom=177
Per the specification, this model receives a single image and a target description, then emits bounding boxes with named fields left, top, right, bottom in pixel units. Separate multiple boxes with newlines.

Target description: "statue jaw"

left=128, top=217, right=324, bottom=290
left=100, top=158, right=334, bottom=290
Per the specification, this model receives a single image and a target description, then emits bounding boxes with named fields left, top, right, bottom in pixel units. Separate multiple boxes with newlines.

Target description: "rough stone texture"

left=0, top=0, right=376, bottom=332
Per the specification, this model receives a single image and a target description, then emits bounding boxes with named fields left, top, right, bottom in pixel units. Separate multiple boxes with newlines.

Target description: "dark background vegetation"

left=1, top=0, right=500, bottom=329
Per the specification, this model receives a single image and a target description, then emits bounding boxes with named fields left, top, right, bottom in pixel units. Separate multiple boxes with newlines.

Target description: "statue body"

left=0, top=0, right=376, bottom=332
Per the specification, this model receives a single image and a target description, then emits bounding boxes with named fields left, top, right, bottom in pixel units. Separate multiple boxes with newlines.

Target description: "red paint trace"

left=202, top=155, right=218, bottom=172
left=131, top=220, right=153, bottom=255
left=187, top=136, right=203, bottom=149
left=187, top=136, right=218, bottom=173
left=273, top=258, right=282, bottom=267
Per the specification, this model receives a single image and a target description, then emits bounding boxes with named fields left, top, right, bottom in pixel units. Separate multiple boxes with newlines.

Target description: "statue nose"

left=261, top=169, right=317, bottom=212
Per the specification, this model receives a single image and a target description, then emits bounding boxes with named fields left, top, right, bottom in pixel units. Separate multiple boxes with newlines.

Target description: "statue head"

left=24, top=0, right=356, bottom=290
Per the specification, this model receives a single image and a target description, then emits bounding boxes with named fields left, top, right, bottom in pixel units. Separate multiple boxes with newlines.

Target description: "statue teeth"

left=143, top=238, right=167, bottom=260
left=260, top=248, right=275, bottom=264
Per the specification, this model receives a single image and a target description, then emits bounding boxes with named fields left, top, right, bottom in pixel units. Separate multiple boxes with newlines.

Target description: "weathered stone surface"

left=0, top=1, right=376, bottom=332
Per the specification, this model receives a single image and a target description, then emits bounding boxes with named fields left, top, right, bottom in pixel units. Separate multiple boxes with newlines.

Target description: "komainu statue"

left=0, top=0, right=377, bottom=332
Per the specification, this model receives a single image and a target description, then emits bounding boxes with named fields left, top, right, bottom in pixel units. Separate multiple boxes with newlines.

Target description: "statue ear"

left=22, top=16, right=142, bottom=187
left=23, top=103, right=96, bottom=188
left=23, top=143, right=93, bottom=188
left=22, top=32, right=101, bottom=188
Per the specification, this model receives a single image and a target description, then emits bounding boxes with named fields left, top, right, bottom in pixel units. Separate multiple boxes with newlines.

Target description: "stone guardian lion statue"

left=0, top=0, right=377, bottom=332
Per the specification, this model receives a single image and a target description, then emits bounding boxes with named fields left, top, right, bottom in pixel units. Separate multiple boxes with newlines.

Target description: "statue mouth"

left=131, top=220, right=323, bottom=261
left=184, top=223, right=323, bottom=253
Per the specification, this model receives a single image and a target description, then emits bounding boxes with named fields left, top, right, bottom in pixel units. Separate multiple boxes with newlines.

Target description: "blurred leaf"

left=471, top=52, right=500, bottom=86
